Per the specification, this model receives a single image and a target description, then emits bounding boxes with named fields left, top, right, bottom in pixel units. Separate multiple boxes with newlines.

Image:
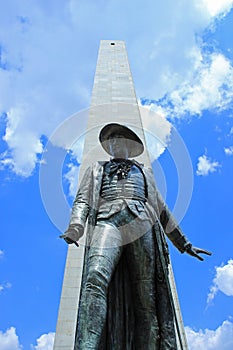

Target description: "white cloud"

left=0, top=327, right=22, bottom=350
left=207, top=259, right=233, bottom=303
left=32, top=332, right=55, bottom=350
left=196, top=154, right=220, bottom=176
left=0, top=2, right=91, bottom=177
left=201, top=0, right=233, bottom=17
left=0, top=250, right=4, bottom=258
left=224, top=146, right=233, bottom=156
left=2, top=106, right=44, bottom=176
left=162, top=53, right=233, bottom=118
left=185, top=320, right=233, bottom=350
left=0, top=0, right=233, bottom=177
left=139, top=104, right=172, bottom=161
left=63, top=163, right=80, bottom=198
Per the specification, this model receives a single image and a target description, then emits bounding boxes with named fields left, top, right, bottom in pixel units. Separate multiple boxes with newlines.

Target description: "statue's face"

left=108, top=133, right=129, bottom=158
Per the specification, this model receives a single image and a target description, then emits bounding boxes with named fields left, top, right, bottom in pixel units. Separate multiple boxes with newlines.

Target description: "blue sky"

left=1, top=0, right=233, bottom=349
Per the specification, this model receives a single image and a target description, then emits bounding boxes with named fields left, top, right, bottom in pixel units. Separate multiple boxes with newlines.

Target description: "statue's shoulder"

left=90, top=161, right=108, bottom=174
left=132, top=160, right=152, bottom=173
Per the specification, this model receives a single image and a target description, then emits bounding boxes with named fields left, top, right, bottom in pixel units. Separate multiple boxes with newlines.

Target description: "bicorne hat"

left=99, top=123, right=144, bottom=157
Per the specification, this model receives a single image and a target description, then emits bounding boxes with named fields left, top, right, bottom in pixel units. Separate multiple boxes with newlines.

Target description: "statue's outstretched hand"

left=185, top=244, right=212, bottom=261
left=60, top=224, right=81, bottom=247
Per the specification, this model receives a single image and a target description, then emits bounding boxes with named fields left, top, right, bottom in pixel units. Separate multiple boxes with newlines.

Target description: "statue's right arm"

left=60, top=166, right=92, bottom=244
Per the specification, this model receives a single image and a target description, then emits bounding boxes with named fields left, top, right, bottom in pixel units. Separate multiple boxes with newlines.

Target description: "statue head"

left=99, top=123, right=144, bottom=158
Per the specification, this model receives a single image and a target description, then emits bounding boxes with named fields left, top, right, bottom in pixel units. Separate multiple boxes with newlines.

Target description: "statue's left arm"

left=157, top=190, right=211, bottom=261
left=145, top=167, right=211, bottom=261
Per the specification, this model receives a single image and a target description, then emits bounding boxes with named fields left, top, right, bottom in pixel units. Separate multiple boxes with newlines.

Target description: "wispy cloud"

left=196, top=154, right=220, bottom=176
left=224, top=146, right=233, bottom=156
left=207, top=259, right=233, bottom=303
left=185, top=320, right=233, bottom=350
left=0, top=327, right=22, bottom=350
left=0, top=282, right=12, bottom=293
left=0, top=252, right=11, bottom=294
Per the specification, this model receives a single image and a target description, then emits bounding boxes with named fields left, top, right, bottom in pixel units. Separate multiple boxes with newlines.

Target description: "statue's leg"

left=126, top=228, right=160, bottom=350
left=77, top=222, right=123, bottom=350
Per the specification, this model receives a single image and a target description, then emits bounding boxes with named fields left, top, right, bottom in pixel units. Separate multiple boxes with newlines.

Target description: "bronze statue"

left=61, top=123, right=211, bottom=349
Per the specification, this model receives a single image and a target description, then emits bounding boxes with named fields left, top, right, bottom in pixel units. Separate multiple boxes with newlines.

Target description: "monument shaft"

left=53, top=40, right=188, bottom=349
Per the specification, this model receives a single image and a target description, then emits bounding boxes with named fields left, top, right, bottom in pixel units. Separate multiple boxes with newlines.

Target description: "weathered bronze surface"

left=61, top=123, right=211, bottom=349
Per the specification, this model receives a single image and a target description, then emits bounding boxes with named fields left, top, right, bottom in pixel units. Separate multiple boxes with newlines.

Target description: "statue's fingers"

left=195, top=253, right=204, bottom=261
left=60, top=235, right=76, bottom=245
left=196, top=248, right=212, bottom=256
left=202, top=249, right=212, bottom=256
left=64, top=237, right=79, bottom=247
left=189, top=248, right=204, bottom=261
left=65, top=237, right=75, bottom=244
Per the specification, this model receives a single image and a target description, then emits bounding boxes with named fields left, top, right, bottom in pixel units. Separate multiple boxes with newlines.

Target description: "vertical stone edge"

left=168, top=264, right=189, bottom=349
left=53, top=245, right=85, bottom=349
